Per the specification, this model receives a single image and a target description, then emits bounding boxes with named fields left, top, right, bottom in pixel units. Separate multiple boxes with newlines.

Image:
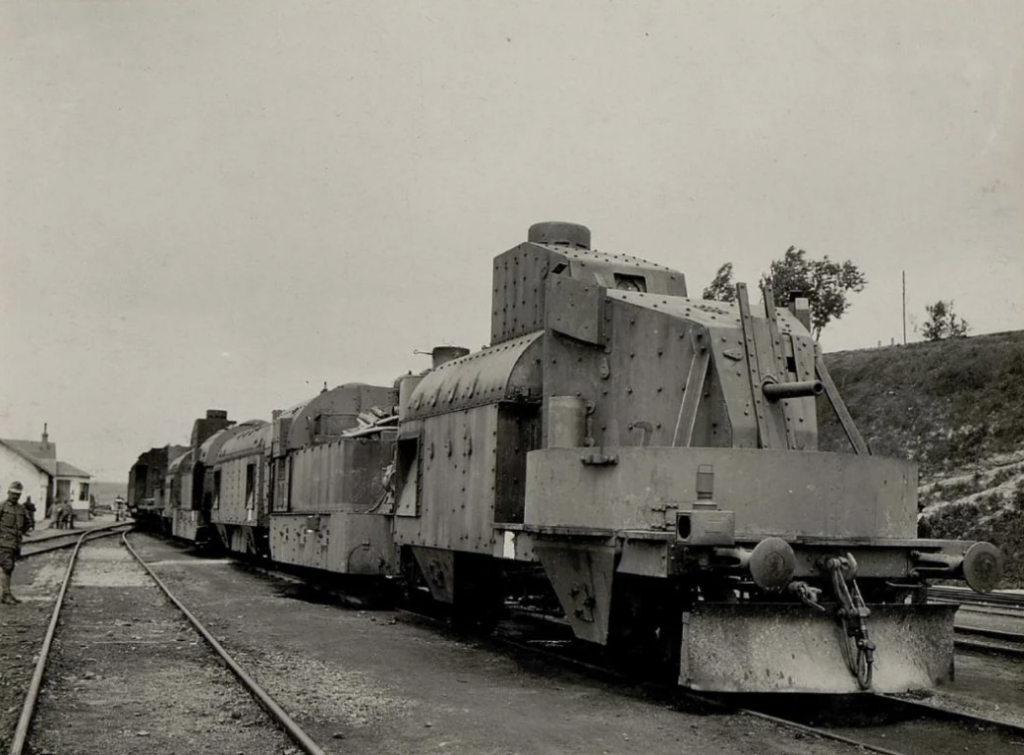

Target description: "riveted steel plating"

left=405, top=332, right=543, bottom=421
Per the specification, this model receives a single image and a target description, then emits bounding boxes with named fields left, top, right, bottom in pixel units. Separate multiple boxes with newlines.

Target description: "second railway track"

left=4, top=530, right=327, bottom=755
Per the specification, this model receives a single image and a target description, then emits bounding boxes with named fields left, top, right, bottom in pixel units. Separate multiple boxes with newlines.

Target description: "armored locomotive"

left=129, top=221, right=1002, bottom=694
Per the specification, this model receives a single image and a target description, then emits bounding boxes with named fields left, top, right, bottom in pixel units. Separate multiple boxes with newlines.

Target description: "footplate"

left=680, top=603, right=957, bottom=693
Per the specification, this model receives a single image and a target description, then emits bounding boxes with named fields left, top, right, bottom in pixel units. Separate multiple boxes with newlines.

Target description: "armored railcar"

left=160, top=411, right=236, bottom=542
left=127, top=443, right=188, bottom=526
left=265, top=383, right=398, bottom=576
left=393, top=221, right=1001, bottom=693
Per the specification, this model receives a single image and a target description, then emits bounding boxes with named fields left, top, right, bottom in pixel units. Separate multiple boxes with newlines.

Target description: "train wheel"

left=608, top=576, right=684, bottom=682
left=399, top=549, right=435, bottom=613
left=450, top=553, right=505, bottom=636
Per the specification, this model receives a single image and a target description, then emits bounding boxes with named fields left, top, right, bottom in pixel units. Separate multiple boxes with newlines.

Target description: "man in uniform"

left=23, top=496, right=36, bottom=531
left=0, top=481, right=31, bottom=605
left=56, top=499, right=69, bottom=529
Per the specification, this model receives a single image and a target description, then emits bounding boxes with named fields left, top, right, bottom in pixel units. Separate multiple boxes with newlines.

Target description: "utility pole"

left=902, top=270, right=907, bottom=346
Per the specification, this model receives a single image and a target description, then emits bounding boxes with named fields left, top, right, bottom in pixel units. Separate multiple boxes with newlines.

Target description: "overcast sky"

left=1, top=1, right=1021, bottom=481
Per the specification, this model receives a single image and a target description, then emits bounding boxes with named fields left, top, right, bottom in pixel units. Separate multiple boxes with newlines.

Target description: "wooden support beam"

left=814, top=347, right=870, bottom=455
left=736, top=283, right=770, bottom=448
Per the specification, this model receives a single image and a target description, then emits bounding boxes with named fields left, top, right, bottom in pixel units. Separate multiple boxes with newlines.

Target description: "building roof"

left=56, top=460, right=91, bottom=479
left=0, top=438, right=57, bottom=476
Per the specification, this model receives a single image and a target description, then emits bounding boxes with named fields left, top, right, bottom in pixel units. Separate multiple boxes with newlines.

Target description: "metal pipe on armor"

left=761, top=379, right=824, bottom=402
left=547, top=396, right=586, bottom=448
left=397, top=375, right=424, bottom=423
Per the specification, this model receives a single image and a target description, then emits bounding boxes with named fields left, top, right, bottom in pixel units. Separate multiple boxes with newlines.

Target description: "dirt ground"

left=122, top=534, right=865, bottom=755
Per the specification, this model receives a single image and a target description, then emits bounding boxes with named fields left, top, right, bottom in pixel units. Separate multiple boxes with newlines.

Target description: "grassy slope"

left=818, top=330, right=1024, bottom=585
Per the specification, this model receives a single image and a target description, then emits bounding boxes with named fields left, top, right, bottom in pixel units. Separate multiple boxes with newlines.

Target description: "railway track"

left=739, top=694, right=1024, bottom=755
left=955, top=624, right=1024, bottom=657
left=20, top=524, right=134, bottom=558
left=926, top=586, right=1024, bottom=658
left=930, top=586, right=1024, bottom=608
left=6, top=530, right=329, bottom=755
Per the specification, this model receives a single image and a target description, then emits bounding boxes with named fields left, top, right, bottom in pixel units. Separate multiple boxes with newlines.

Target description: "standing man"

left=0, top=481, right=31, bottom=605
left=57, top=499, right=70, bottom=529
left=23, top=496, right=36, bottom=532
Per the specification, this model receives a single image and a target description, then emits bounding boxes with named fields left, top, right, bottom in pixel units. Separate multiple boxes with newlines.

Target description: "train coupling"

left=709, top=537, right=797, bottom=590
left=910, top=542, right=1003, bottom=593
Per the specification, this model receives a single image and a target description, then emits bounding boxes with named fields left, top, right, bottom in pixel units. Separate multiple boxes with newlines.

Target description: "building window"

left=79, top=483, right=90, bottom=501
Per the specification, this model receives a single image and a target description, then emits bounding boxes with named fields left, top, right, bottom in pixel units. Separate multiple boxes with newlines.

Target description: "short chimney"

left=42, top=423, right=49, bottom=447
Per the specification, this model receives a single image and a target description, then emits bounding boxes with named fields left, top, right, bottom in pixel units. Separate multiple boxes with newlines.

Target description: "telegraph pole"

left=902, top=270, right=907, bottom=346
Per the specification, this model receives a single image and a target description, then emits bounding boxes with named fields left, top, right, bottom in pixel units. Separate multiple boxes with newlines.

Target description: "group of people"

left=50, top=499, right=77, bottom=529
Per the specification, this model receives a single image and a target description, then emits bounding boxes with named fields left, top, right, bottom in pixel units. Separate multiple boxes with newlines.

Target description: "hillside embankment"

left=818, top=330, right=1024, bottom=586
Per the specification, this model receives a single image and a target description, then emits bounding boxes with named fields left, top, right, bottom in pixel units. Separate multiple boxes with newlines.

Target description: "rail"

left=8, top=528, right=110, bottom=754
left=930, top=586, right=1024, bottom=608
left=9, top=531, right=329, bottom=755
left=20, top=523, right=134, bottom=558
left=120, top=533, right=329, bottom=755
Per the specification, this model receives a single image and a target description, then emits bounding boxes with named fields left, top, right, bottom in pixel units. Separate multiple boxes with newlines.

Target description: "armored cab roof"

left=275, top=382, right=396, bottom=451
left=605, top=290, right=808, bottom=337
left=167, top=449, right=193, bottom=474
left=405, top=332, right=543, bottom=421
left=196, top=427, right=237, bottom=466
left=215, top=420, right=271, bottom=462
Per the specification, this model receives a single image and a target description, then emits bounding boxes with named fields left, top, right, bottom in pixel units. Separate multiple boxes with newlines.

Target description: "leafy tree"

left=762, top=246, right=867, bottom=340
left=921, top=300, right=969, bottom=341
left=702, top=262, right=736, bottom=302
